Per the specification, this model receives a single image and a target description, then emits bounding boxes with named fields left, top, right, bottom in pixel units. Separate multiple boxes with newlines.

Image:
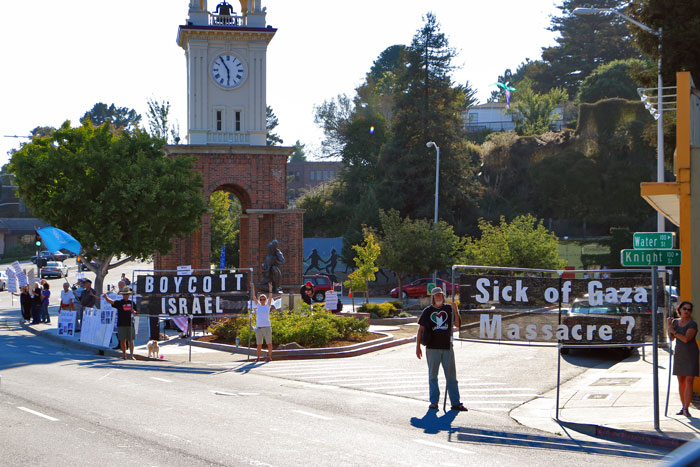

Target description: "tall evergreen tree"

left=628, top=0, right=700, bottom=87
left=541, top=0, right=642, bottom=95
left=376, top=13, right=480, bottom=234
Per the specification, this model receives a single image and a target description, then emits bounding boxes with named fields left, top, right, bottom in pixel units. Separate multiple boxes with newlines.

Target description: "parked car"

left=78, top=259, right=99, bottom=272
left=560, top=300, right=654, bottom=356
left=31, top=250, right=69, bottom=264
left=40, top=261, right=69, bottom=279
left=390, top=278, right=459, bottom=299
left=303, top=274, right=333, bottom=302
left=0, top=271, right=6, bottom=291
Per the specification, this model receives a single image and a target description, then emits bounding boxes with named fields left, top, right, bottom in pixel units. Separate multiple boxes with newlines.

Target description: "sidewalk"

left=16, top=309, right=417, bottom=363
left=512, top=348, right=700, bottom=448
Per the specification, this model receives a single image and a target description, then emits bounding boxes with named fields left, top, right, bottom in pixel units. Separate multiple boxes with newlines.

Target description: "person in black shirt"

left=300, top=281, right=314, bottom=306
left=416, top=287, right=467, bottom=412
left=13, top=285, right=33, bottom=323
left=30, top=285, right=43, bottom=324
left=103, top=287, right=137, bottom=360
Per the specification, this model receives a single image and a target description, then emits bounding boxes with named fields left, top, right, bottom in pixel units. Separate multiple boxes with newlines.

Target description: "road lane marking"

left=413, top=439, right=474, bottom=454
left=28, top=351, right=42, bottom=355
left=238, top=392, right=259, bottom=396
left=17, top=407, right=58, bottom=421
left=27, top=345, right=42, bottom=349
left=150, top=377, right=173, bottom=383
left=293, top=410, right=332, bottom=421
left=211, top=390, right=238, bottom=396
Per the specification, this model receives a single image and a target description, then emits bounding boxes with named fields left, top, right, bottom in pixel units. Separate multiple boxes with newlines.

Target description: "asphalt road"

left=0, top=307, right=670, bottom=466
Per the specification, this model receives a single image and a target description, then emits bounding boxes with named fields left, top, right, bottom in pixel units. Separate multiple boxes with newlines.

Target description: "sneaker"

left=451, top=404, right=468, bottom=412
left=428, top=403, right=439, bottom=410
left=684, top=408, right=692, bottom=418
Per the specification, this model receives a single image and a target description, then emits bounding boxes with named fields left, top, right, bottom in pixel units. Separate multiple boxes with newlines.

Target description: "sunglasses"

left=681, top=306, right=693, bottom=311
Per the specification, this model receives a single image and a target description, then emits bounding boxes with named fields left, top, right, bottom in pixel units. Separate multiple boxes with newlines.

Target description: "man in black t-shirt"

left=103, top=287, right=137, bottom=360
left=416, top=287, right=467, bottom=412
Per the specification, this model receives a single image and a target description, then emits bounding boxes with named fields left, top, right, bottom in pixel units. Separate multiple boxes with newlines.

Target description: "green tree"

left=344, top=229, right=380, bottom=303
left=541, top=0, right=641, bottom=95
left=629, top=0, right=700, bottom=87
left=289, top=140, right=307, bottom=162
left=577, top=59, right=646, bottom=103
left=81, top=103, right=141, bottom=132
left=9, top=121, right=207, bottom=294
left=464, top=215, right=566, bottom=270
left=146, top=98, right=180, bottom=143
left=209, top=191, right=240, bottom=267
left=266, top=105, right=283, bottom=146
left=508, top=83, right=568, bottom=135
left=376, top=13, right=481, bottom=233
left=378, top=209, right=464, bottom=298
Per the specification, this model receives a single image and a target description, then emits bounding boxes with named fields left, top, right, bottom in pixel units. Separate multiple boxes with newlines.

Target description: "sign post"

left=621, top=232, right=681, bottom=431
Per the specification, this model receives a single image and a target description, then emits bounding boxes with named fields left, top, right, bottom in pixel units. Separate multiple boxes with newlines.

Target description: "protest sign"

left=57, top=309, right=77, bottom=336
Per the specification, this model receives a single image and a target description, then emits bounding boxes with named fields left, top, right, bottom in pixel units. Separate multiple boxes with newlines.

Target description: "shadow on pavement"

left=410, top=409, right=458, bottom=434
left=448, top=427, right=668, bottom=460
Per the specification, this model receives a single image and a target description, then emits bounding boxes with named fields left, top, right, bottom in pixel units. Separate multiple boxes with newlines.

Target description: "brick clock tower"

left=154, top=0, right=303, bottom=290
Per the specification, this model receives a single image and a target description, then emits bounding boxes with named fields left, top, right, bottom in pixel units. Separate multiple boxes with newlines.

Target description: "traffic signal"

left=34, top=232, right=41, bottom=247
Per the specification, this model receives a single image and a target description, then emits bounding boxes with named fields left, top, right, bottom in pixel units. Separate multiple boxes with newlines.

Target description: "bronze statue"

left=259, top=239, right=285, bottom=292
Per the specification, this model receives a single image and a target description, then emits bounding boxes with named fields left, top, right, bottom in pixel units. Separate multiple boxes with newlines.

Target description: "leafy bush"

left=209, top=308, right=369, bottom=348
left=388, top=300, right=403, bottom=309
left=358, top=302, right=396, bottom=318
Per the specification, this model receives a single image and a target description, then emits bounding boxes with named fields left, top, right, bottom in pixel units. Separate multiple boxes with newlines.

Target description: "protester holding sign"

left=40, top=282, right=51, bottom=324
left=251, top=282, right=276, bottom=362
left=668, top=301, right=698, bottom=417
left=13, top=285, right=32, bottom=323
left=416, top=287, right=467, bottom=412
left=80, top=279, right=98, bottom=309
left=31, top=285, right=42, bottom=324
left=60, top=282, right=74, bottom=313
left=103, top=287, right=137, bottom=360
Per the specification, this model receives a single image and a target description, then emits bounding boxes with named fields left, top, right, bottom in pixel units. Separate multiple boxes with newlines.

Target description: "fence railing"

left=208, top=13, right=243, bottom=26
left=208, top=131, right=249, bottom=144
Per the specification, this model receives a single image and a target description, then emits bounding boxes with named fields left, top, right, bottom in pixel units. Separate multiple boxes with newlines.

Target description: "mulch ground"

left=196, top=332, right=385, bottom=350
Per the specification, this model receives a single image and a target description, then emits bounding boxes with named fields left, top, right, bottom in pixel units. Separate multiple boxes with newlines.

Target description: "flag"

left=36, top=226, right=81, bottom=255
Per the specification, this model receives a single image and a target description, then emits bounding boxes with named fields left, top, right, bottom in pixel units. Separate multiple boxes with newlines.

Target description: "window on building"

left=323, top=171, right=329, bottom=180
left=329, top=171, right=334, bottom=179
left=216, top=110, right=222, bottom=131
left=317, top=171, right=323, bottom=181
left=235, top=111, right=241, bottom=131
left=295, top=171, right=301, bottom=181
left=309, top=171, right=315, bottom=181
left=468, top=113, right=478, bottom=123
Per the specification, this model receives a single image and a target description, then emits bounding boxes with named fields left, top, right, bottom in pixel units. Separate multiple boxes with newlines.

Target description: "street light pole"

left=573, top=8, right=664, bottom=234
left=656, top=27, right=664, bottom=233
left=426, top=141, right=440, bottom=284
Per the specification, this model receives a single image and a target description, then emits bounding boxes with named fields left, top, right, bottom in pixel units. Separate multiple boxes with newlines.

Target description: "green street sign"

left=621, top=249, right=682, bottom=267
left=633, top=232, right=675, bottom=250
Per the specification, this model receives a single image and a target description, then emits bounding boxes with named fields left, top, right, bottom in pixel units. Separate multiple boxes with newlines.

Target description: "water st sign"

left=621, top=249, right=681, bottom=267
left=633, top=232, right=675, bottom=250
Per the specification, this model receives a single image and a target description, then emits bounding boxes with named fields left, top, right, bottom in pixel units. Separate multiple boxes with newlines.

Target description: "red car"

left=390, top=278, right=458, bottom=299
left=303, top=274, right=333, bottom=302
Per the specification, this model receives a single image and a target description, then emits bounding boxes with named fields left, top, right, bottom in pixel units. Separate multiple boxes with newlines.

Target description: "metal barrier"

left=449, top=264, right=673, bottom=429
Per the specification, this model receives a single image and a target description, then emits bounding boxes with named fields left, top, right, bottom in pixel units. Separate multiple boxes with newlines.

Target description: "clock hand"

left=219, top=57, right=231, bottom=86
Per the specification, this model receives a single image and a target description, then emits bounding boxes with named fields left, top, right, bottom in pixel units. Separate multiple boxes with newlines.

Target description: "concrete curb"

left=557, top=419, right=688, bottom=450
left=21, top=321, right=157, bottom=362
left=191, top=334, right=416, bottom=360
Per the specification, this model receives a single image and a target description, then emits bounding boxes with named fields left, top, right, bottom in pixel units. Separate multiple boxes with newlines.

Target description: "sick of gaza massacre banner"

left=457, top=274, right=664, bottom=344
left=136, top=272, right=249, bottom=315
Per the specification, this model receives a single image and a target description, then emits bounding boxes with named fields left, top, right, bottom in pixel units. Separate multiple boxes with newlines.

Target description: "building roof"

left=0, top=218, right=49, bottom=234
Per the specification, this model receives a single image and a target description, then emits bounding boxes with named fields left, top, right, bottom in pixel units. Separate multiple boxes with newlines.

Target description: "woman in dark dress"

left=668, top=301, right=698, bottom=417
left=13, top=285, right=33, bottom=322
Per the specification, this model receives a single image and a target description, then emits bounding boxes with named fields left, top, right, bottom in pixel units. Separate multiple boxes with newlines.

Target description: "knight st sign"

left=620, top=249, right=682, bottom=267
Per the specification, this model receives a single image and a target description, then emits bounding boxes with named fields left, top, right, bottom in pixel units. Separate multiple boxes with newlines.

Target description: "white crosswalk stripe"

left=251, top=361, right=541, bottom=408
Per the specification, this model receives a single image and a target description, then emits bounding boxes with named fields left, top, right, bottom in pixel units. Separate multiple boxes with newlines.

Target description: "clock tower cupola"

left=178, top=1, right=275, bottom=146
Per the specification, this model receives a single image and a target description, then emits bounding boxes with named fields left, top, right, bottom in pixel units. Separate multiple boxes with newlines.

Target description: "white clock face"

left=211, top=54, right=247, bottom=89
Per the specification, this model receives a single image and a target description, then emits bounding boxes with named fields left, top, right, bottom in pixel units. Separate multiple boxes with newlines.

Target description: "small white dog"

left=147, top=340, right=160, bottom=359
